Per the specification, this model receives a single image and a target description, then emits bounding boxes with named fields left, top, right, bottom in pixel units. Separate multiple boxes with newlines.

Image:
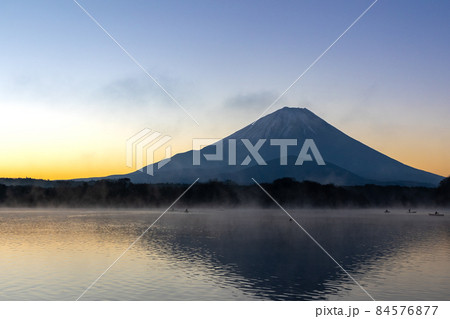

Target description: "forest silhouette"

left=0, top=177, right=449, bottom=208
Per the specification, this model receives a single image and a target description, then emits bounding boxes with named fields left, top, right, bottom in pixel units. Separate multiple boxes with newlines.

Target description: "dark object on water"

left=408, top=209, right=416, bottom=213
left=289, top=218, right=293, bottom=222
left=384, top=209, right=390, bottom=213
left=185, top=208, right=189, bottom=213
left=429, top=211, right=444, bottom=216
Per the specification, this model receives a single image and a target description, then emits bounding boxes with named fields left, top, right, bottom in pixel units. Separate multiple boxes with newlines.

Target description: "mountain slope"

left=107, top=107, right=443, bottom=186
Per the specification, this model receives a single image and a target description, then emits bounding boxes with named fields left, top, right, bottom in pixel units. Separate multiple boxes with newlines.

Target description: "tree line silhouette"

left=0, top=177, right=449, bottom=208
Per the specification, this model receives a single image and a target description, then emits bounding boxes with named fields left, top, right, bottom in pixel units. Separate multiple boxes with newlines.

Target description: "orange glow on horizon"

left=1, top=140, right=448, bottom=181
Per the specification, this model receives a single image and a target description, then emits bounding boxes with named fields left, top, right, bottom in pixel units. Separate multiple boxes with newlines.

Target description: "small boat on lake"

left=384, top=209, right=390, bottom=213
left=407, top=209, right=416, bottom=214
left=429, top=211, right=444, bottom=217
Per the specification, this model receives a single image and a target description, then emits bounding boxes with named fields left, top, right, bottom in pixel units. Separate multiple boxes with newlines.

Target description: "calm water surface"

left=0, top=208, right=448, bottom=300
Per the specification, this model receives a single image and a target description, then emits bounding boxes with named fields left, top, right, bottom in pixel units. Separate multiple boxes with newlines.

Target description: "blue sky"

left=0, top=0, right=449, bottom=178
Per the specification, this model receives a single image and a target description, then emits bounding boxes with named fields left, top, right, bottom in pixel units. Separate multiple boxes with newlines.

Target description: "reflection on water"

left=0, top=208, right=448, bottom=300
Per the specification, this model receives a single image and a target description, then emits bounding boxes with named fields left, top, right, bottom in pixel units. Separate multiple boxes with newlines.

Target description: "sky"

left=0, top=0, right=449, bottom=179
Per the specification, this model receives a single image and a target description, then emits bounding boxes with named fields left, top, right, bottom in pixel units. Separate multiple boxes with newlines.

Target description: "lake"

left=0, top=208, right=448, bottom=300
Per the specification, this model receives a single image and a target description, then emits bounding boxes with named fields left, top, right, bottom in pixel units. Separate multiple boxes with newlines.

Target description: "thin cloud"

left=91, top=74, right=198, bottom=112
left=224, top=91, right=280, bottom=109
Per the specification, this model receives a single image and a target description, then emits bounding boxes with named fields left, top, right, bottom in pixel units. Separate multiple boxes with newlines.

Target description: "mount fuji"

left=106, top=107, right=443, bottom=186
